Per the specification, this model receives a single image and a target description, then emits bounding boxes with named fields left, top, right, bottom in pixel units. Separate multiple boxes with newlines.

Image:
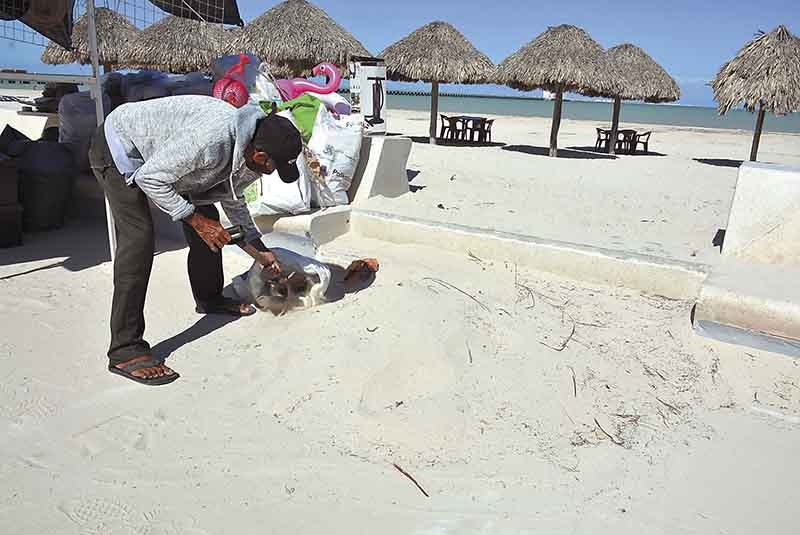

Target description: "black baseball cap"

left=253, top=113, right=303, bottom=183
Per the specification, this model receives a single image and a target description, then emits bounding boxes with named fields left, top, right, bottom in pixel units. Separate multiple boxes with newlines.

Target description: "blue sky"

left=2, top=0, right=798, bottom=106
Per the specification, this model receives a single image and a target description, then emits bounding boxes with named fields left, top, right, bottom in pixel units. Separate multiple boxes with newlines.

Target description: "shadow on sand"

left=147, top=266, right=377, bottom=360
left=694, top=158, right=744, bottom=168
left=502, top=145, right=617, bottom=160
left=568, top=146, right=668, bottom=157
left=407, top=136, right=507, bottom=148
left=151, top=313, right=240, bottom=360
left=0, top=218, right=184, bottom=280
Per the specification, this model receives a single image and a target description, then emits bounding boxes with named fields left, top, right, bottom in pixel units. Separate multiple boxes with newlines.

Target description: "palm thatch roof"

left=230, top=0, right=370, bottom=77
left=122, top=16, right=232, bottom=74
left=40, top=7, right=139, bottom=68
left=497, top=24, right=622, bottom=97
left=712, top=25, right=800, bottom=115
left=379, top=21, right=494, bottom=83
left=607, top=44, right=680, bottom=103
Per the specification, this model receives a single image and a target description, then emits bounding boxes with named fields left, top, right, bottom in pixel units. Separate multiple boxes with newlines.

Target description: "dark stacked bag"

left=0, top=124, right=76, bottom=247
left=0, top=127, right=24, bottom=247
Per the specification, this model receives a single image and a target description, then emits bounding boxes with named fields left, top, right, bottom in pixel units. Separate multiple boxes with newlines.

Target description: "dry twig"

left=423, top=277, right=490, bottom=312
left=656, top=407, right=670, bottom=428
left=468, top=251, right=485, bottom=264
left=392, top=462, right=430, bottom=498
left=540, top=319, right=576, bottom=352
left=567, top=366, right=577, bottom=397
left=656, top=397, right=681, bottom=415
left=594, top=418, right=625, bottom=447
left=643, top=364, right=668, bottom=382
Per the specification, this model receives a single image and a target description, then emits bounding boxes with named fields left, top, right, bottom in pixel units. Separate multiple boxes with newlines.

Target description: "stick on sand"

left=392, top=462, right=430, bottom=498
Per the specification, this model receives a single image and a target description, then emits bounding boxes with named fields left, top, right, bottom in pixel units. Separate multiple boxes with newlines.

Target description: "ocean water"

left=387, top=94, right=800, bottom=134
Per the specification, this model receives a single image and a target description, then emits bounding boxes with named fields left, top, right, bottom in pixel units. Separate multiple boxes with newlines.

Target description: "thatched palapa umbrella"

left=380, top=21, right=495, bottom=145
left=122, top=16, right=232, bottom=73
left=605, top=44, right=680, bottom=154
left=41, top=7, right=139, bottom=72
left=231, top=0, right=370, bottom=78
left=497, top=24, right=622, bottom=157
left=712, top=25, right=800, bottom=161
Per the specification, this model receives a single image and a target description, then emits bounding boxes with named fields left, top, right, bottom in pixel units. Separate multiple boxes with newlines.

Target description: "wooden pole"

left=429, top=81, right=439, bottom=145
left=750, top=105, right=766, bottom=162
left=609, top=96, right=622, bottom=155
left=86, top=0, right=116, bottom=261
left=549, top=90, right=563, bottom=157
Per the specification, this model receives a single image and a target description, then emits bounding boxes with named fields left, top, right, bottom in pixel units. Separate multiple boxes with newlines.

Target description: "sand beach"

left=2, top=104, right=800, bottom=533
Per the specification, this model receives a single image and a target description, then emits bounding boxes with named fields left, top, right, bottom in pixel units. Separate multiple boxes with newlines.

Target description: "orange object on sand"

left=344, top=258, right=380, bottom=281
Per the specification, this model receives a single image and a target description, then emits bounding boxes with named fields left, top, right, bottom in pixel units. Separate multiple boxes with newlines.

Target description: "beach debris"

left=467, top=250, right=485, bottom=265
left=466, top=341, right=473, bottom=364
left=656, top=397, right=681, bottom=415
left=449, top=174, right=456, bottom=181
left=367, top=327, right=379, bottom=333
left=643, top=363, right=668, bottom=382
left=539, top=317, right=576, bottom=352
left=657, top=407, right=670, bottom=428
left=513, top=264, right=537, bottom=309
left=710, top=355, right=720, bottom=384
left=392, top=462, right=430, bottom=498
left=437, top=203, right=446, bottom=209
left=594, top=417, right=625, bottom=447
left=568, top=366, right=577, bottom=397
left=423, top=277, right=490, bottom=312
left=344, top=258, right=380, bottom=282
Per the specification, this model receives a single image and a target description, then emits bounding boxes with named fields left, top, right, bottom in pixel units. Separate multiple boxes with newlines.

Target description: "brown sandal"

left=195, top=297, right=257, bottom=317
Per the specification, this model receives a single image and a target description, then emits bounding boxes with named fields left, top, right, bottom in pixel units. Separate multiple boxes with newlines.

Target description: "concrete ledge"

left=254, top=205, right=351, bottom=247
left=348, top=136, right=412, bottom=203
left=723, top=161, right=800, bottom=266
left=693, top=259, right=800, bottom=343
left=694, top=319, right=800, bottom=358
left=351, top=209, right=708, bottom=299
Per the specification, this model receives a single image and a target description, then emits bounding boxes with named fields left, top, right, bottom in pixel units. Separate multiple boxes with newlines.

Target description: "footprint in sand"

left=58, top=496, right=134, bottom=532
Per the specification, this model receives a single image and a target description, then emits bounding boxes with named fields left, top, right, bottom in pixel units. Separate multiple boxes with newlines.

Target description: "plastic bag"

left=212, top=54, right=260, bottom=90
left=304, top=91, right=351, bottom=116
left=231, top=249, right=332, bottom=312
left=251, top=62, right=285, bottom=105
left=306, top=108, right=363, bottom=207
left=244, top=110, right=312, bottom=216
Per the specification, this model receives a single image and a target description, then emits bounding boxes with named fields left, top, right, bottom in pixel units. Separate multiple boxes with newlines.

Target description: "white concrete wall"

left=0, top=108, right=49, bottom=141
left=723, top=162, right=800, bottom=267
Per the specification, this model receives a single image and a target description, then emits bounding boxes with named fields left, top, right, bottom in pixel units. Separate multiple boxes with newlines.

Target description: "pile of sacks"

left=58, top=71, right=214, bottom=173
left=224, top=57, right=364, bottom=216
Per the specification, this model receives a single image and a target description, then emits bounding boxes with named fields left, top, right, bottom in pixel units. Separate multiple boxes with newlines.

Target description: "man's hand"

left=185, top=212, right=230, bottom=252
left=257, top=250, right=281, bottom=277
left=238, top=241, right=282, bottom=277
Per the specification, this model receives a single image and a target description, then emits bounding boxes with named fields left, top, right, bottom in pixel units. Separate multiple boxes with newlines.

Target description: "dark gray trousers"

left=89, top=126, right=224, bottom=364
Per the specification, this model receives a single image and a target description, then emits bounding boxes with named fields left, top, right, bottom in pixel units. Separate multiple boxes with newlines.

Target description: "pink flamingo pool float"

left=276, top=62, right=342, bottom=100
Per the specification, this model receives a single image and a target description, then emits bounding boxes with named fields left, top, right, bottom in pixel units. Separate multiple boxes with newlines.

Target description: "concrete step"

left=693, top=258, right=800, bottom=357
left=350, top=208, right=709, bottom=300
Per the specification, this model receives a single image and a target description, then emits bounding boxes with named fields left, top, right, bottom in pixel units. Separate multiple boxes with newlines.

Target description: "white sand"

left=2, top=218, right=799, bottom=533
left=368, top=110, right=800, bottom=264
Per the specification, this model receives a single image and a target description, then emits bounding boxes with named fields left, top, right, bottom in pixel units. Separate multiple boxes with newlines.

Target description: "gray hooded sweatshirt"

left=104, top=95, right=266, bottom=242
